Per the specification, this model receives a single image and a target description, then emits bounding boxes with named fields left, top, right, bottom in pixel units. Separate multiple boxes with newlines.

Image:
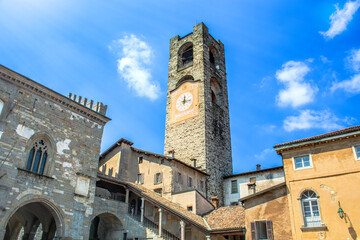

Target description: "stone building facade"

left=0, top=65, right=110, bottom=239
left=164, top=23, right=232, bottom=204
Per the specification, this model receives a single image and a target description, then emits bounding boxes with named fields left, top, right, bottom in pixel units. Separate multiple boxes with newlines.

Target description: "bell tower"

left=164, top=23, right=232, bottom=203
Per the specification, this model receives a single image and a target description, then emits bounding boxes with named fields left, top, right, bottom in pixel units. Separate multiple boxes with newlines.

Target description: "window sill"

left=178, top=63, right=193, bottom=72
left=301, top=224, right=327, bottom=232
left=17, top=168, right=54, bottom=179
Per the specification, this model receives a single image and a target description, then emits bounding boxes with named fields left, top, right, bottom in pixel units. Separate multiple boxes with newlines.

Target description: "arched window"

left=26, top=139, right=49, bottom=175
left=301, top=190, right=321, bottom=227
left=178, top=42, right=193, bottom=69
left=209, top=45, right=218, bottom=66
left=176, top=75, right=194, bottom=88
left=210, top=77, right=222, bottom=106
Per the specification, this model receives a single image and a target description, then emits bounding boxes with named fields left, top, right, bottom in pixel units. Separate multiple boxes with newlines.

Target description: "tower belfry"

left=164, top=23, right=232, bottom=203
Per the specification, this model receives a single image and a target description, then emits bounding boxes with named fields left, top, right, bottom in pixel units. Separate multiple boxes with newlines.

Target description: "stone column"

left=140, top=197, right=145, bottom=224
left=125, top=189, right=130, bottom=204
left=180, top=220, right=185, bottom=240
left=158, top=208, right=163, bottom=236
left=206, top=236, right=211, bottom=240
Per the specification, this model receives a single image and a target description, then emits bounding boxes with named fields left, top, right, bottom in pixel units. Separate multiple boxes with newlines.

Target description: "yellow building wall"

left=282, top=136, right=360, bottom=240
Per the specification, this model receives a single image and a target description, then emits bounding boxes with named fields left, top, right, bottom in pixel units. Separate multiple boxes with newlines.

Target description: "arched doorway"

left=4, top=201, right=60, bottom=240
left=89, top=213, right=124, bottom=240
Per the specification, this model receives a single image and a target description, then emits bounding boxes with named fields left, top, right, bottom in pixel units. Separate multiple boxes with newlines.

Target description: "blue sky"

left=1, top=0, right=360, bottom=173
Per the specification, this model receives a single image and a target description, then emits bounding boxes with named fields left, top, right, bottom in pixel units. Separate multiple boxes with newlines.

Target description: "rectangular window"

left=154, top=173, right=162, bottom=185
left=251, top=220, right=273, bottom=240
left=177, top=172, right=182, bottom=184
left=354, top=146, right=360, bottom=160
left=137, top=174, right=144, bottom=184
left=200, top=180, right=204, bottom=192
left=187, top=206, right=193, bottom=211
left=248, top=184, right=256, bottom=195
left=154, top=188, right=162, bottom=195
left=231, top=180, right=238, bottom=194
left=294, top=155, right=312, bottom=169
left=138, top=156, right=143, bottom=164
left=188, top=177, right=192, bottom=188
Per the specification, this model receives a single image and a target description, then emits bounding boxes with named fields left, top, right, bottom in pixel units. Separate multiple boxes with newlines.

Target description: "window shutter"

left=266, top=220, right=274, bottom=240
left=250, top=222, right=256, bottom=240
left=141, top=174, right=144, bottom=184
left=160, top=173, right=163, bottom=183
left=154, top=174, right=157, bottom=185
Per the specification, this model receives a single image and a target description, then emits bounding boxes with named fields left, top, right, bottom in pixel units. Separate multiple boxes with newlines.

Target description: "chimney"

left=210, top=196, right=219, bottom=208
left=256, top=164, right=261, bottom=170
left=191, top=158, right=197, bottom=167
left=168, top=150, right=175, bottom=158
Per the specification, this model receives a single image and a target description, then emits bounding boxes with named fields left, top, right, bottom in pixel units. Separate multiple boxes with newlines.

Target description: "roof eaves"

left=224, top=166, right=283, bottom=179
left=239, top=182, right=286, bottom=202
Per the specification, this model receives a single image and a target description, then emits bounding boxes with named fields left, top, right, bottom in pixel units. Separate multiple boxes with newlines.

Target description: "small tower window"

left=209, top=50, right=215, bottom=65
left=210, top=77, right=222, bottom=106
left=178, top=42, right=193, bottom=69
left=26, top=139, right=49, bottom=175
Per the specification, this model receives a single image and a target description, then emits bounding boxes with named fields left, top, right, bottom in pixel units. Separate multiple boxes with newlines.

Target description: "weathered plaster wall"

left=282, top=136, right=360, bottom=240
left=0, top=67, right=108, bottom=239
left=224, top=169, right=284, bottom=206
left=243, top=186, right=292, bottom=240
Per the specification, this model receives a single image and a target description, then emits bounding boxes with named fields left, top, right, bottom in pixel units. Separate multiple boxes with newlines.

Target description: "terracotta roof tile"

left=274, top=125, right=360, bottom=149
left=204, top=205, right=245, bottom=230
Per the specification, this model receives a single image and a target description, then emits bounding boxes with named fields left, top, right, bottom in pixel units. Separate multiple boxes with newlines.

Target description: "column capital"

left=206, top=236, right=211, bottom=240
left=158, top=208, right=162, bottom=213
left=180, top=220, right=185, bottom=227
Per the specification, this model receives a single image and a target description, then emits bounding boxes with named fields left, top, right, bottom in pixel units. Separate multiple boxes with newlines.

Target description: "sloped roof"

left=224, top=166, right=283, bottom=179
left=97, top=173, right=245, bottom=234
left=239, top=182, right=286, bottom=202
left=274, top=125, right=360, bottom=149
left=204, top=205, right=245, bottom=231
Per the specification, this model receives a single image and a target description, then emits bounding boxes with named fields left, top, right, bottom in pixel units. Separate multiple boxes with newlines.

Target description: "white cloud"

left=283, top=109, right=346, bottom=132
left=275, top=61, right=318, bottom=108
left=320, top=0, right=360, bottom=39
left=331, top=74, right=360, bottom=93
left=320, top=55, right=331, bottom=64
left=112, top=34, right=160, bottom=100
left=346, top=48, right=360, bottom=72
left=255, top=148, right=273, bottom=160
left=331, top=49, right=360, bottom=93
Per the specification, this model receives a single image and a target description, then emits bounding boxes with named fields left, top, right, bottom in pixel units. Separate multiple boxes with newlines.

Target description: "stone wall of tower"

left=164, top=23, right=232, bottom=204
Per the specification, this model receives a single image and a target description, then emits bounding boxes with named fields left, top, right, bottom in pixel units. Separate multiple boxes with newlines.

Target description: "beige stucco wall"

left=171, top=190, right=214, bottom=215
left=243, top=186, right=292, bottom=240
left=172, top=162, right=207, bottom=196
left=281, top=136, right=360, bottom=240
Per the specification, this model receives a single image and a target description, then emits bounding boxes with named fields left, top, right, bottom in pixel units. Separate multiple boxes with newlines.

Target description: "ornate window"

left=178, top=42, right=193, bottom=69
left=301, top=190, right=321, bottom=227
left=26, top=139, right=49, bottom=175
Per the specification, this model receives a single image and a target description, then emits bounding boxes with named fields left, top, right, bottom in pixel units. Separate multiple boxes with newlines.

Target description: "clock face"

left=176, top=92, right=193, bottom=111
left=170, top=81, right=199, bottom=124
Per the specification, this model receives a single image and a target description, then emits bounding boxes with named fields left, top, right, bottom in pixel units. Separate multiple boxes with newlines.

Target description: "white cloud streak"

left=331, top=49, right=360, bottom=93
left=346, top=48, right=360, bottom=72
left=331, top=74, right=360, bottom=93
left=320, top=0, right=360, bottom=39
left=283, top=109, right=346, bottom=132
left=275, top=61, right=318, bottom=108
left=254, top=148, right=273, bottom=160
left=113, top=34, right=160, bottom=100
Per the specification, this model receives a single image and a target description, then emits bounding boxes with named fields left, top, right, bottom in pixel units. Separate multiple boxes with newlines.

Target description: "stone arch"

left=178, top=42, right=193, bottom=69
left=89, top=212, right=124, bottom=240
left=297, top=187, right=320, bottom=199
left=3, top=197, right=66, bottom=239
left=25, top=131, right=56, bottom=175
left=176, top=75, right=195, bottom=88
left=210, top=77, right=222, bottom=106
